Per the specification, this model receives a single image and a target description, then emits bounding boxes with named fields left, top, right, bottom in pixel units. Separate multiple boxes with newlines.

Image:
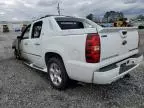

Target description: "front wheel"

left=124, top=73, right=131, bottom=78
left=14, top=49, right=21, bottom=60
left=47, top=57, right=69, bottom=90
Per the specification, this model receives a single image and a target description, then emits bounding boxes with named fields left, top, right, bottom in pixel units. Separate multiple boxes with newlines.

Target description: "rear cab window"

left=55, top=17, right=94, bottom=30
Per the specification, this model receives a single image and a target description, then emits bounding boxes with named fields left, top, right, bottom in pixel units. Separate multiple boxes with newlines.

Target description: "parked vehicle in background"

left=3, top=25, right=9, bottom=32
left=131, top=20, right=144, bottom=29
left=113, top=18, right=128, bottom=27
left=12, top=15, right=143, bottom=90
left=15, top=28, right=21, bottom=32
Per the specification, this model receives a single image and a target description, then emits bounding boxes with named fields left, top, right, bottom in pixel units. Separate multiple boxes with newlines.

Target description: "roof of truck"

left=37, top=15, right=74, bottom=20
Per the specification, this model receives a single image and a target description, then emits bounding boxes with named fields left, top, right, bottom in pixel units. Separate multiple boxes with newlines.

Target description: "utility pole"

left=57, top=3, right=61, bottom=16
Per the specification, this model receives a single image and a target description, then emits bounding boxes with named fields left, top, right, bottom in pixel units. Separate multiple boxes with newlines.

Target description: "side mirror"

left=17, top=36, right=22, bottom=39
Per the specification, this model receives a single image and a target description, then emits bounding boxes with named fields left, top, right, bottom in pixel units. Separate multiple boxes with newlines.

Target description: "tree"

left=86, top=14, right=94, bottom=20
left=103, top=11, right=124, bottom=23
left=137, top=14, right=144, bottom=20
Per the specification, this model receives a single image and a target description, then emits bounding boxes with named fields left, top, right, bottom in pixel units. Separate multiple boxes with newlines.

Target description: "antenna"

left=57, top=3, right=62, bottom=16
left=57, top=3, right=60, bottom=15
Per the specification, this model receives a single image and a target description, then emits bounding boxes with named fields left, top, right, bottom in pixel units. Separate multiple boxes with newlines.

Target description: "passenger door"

left=20, top=25, right=31, bottom=60
left=28, top=21, right=43, bottom=67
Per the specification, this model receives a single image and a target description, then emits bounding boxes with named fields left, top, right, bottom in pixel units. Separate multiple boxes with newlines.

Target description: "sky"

left=0, top=0, right=143, bottom=21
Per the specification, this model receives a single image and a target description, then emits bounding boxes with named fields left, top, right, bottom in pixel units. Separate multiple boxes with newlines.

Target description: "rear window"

left=55, top=17, right=85, bottom=30
left=57, top=21, right=84, bottom=30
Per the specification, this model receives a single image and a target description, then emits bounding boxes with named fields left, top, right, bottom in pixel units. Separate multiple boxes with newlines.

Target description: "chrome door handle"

left=34, top=43, right=40, bottom=46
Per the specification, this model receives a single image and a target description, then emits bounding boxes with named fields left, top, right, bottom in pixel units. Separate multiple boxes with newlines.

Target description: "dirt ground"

left=0, top=31, right=144, bottom=108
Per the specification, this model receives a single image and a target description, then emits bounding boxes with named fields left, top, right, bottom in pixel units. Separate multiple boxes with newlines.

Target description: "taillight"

left=85, top=33, right=101, bottom=63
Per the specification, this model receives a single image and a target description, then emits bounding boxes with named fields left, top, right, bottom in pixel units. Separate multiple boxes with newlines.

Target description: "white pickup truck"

left=12, top=15, right=143, bottom=90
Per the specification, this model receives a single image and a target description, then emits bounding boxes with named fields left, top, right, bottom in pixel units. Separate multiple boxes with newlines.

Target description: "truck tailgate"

left=99, top=27, right=139, bottom=61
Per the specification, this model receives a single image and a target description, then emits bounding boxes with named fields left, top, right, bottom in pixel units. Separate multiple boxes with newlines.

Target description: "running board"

left=24, top=62, right=47, bottom=72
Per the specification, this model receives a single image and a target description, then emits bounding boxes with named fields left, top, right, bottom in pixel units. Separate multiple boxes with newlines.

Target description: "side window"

left=23, top=25, right=31, bottom=39
left=31, top=21, right=43, bottom=38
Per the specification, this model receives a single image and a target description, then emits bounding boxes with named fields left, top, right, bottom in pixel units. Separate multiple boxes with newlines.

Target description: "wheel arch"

left=45, top=52, right=71, bottom=90
left=45, top=52, right=65, bottom=66
left=45, top=52, right=70, bottom=76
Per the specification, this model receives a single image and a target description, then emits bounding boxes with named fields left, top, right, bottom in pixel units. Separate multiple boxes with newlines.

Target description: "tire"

left=69, top=79, right=78, bottom=85
left=124, top=73, right=131, bottom=78
left=47, top=57, right=69, bottom=90
left=14, top=49, right=21, bottom=60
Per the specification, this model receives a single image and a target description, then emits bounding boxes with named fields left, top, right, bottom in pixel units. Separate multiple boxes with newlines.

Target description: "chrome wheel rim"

left=49, top=63, right=62, bottom=86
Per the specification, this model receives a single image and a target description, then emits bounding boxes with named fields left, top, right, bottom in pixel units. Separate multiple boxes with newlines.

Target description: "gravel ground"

left=0, top=31, right=144, bottom=108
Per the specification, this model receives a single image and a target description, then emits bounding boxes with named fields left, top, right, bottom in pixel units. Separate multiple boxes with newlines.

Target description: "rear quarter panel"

left=42, top=34, right=87, bottom=63
left=41, top=33, right=89, bottom=80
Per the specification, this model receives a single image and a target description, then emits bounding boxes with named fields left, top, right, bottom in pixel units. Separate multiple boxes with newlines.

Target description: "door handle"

left=24, top=43, right=28, bottom=45
left=34, top=43, right=40, bottom=46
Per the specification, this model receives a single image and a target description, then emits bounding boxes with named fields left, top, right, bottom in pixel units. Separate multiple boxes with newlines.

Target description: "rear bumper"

left=93, top=55, right=143, bottom=84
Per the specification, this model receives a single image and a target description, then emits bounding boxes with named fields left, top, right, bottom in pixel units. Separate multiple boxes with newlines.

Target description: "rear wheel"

left=47, top=57, right=69, bottom=90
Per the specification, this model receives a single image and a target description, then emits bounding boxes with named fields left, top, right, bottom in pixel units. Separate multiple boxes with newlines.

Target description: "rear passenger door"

left=28, top=21, right=43, bottom=67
